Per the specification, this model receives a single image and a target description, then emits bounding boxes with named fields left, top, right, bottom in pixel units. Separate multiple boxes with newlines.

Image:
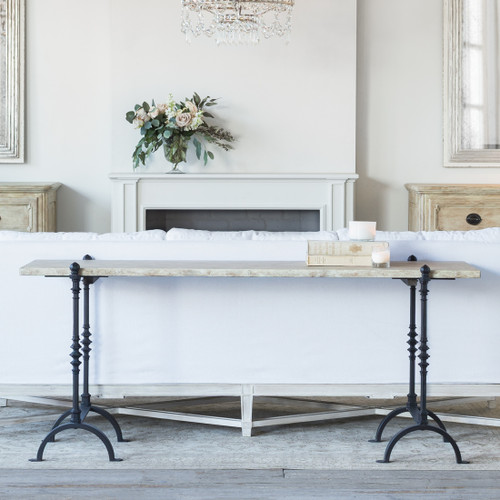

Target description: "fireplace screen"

left=145, top=209, right=320, bottom=232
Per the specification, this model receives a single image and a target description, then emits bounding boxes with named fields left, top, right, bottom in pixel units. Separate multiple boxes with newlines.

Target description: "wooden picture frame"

left=444, top=0, right=500, bottom=167
left=0, top=0, right=24, bottom=163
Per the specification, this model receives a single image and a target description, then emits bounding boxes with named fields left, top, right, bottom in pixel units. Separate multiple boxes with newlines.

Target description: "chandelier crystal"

left=181, top=0, right=295, bottom=45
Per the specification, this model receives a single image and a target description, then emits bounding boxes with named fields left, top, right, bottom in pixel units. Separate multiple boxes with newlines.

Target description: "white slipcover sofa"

left=1, top=228, right=499, bottom=401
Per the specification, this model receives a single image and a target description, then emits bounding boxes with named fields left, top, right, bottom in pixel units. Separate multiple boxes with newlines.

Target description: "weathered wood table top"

left=19, top=260, right=481, bottom=280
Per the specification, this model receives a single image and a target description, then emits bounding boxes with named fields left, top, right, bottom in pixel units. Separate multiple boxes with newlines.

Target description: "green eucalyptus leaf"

left=203, top=112, right=214, bottom=118
left=152, top=119, right=160, bottom=127
left=126, top=111, right=136, bottom=123
left=193, top=137, right=202, bottom=159
left=142, top=101, right=150, bottom=113
left=207, top=151, right=214, bottom=160
left=204, top=151, right=208, bottom=165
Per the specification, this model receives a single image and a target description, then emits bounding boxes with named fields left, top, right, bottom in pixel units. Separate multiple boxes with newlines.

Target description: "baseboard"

left=1, top=383, right=499, bottom=399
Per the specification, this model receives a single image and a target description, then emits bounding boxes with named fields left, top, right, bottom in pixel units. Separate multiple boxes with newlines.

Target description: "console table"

left=20, top=258, right=480, bottom=463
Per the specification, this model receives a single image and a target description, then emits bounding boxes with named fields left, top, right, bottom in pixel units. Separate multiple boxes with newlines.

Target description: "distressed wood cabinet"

left=406, top=184, right=500, bottom=231
left=0, top=183, right=61, bottom=232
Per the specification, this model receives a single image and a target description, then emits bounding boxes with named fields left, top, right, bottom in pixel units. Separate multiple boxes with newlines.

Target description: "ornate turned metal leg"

left=48, top=258, right=127, bottom=443
left=371, top=257, right=447, bottom=444
left=371, top=258, right=418, bottom=442
left=79, top=256, right=127, bottom=442
left=418, top=265, right=430, bottom=427
left=30, top=262, right=122, bottom=462
left=377, top=265, right=469, bottom=464
left=413, top=265, right=450, bottom=439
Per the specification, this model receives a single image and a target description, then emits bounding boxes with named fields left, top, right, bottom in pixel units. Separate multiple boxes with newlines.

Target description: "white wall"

left=3, top=0, right=499, bottom=233
left=1, top=0, right=113, bottom=231
left=0, top=0, right=356, bottom=232
left=357, top=0, right=500, bottom=230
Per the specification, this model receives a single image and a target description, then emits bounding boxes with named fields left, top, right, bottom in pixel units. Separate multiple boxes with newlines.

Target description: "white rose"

left=185, top=100, right=198, bottom=115
left=176, top=112, right=193, bottom=128
left=185, top=115, right=203, bottom=131
left=136, top=108, right=150, bottom=122
left=149, top=108, right=160, bottom=119
left=156, top=103, right=169, bottom=114
left=133, top=118, right=144, bottom=128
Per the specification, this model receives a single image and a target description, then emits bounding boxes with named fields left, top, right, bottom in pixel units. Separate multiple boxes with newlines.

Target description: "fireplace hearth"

left=110, top=173, right=357, bottom=233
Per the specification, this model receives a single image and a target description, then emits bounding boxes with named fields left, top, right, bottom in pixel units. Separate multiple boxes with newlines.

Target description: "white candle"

left=372, top=246, right=390, bottom=268
left=348, top=221, right=376, bottom=241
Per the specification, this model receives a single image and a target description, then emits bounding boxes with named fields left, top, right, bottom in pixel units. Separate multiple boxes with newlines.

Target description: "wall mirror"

left=0, top=0, right=24, bottom=163
left=444, top=0, right=500, bottom=166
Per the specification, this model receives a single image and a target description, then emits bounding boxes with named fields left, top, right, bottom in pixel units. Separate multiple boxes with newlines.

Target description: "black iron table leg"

left=30, top=261, right=123, bottom=462
left=375, top=264, right=468, bottom=464
left=370, top=257, right=447, bottom=443
left=48, top=270, right=127, bottom=442
left=78, top=256, right=127, bottom=442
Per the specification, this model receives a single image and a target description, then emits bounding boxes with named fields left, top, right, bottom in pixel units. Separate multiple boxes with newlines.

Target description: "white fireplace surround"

left=109, top=173, right=358, bottom=233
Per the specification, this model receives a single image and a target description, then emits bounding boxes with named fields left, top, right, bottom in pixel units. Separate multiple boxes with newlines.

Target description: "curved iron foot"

left=29, top=422, right=122, bottom=462
left=48, top=406, right=127, bottom=443
left=427, top=410, right=450, bottom=442
left=370, top=407, right=450, bottom=443
left=47, top=409, right=73, bottom=442
left=376, top=424, right=469, bottom=464
left=89, top=405, right=128, bottom=442
left=369, top=407, right=407, bottom=442
left=427, top=410, right=446, bottom=430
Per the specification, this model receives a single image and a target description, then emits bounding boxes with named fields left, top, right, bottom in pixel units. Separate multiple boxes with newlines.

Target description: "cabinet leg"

left=241, top=385, right=254, bottom=437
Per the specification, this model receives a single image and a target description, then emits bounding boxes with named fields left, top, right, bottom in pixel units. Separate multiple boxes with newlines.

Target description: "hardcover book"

left=306, top=241, right=389, bottom=267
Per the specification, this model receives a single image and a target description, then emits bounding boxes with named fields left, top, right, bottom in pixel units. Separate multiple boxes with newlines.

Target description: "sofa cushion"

left=0, top=230, right=167, bottom=241
left=337, top=227, right=500, bottom=242
left=166, top=228, right=338, bottom=241
left=166, top=228, right=254, bottom=240
left=251, top=231, right=338, bottom=241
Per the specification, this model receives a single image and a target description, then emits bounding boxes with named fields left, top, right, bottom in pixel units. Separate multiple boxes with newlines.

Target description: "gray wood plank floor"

left=0, top=469, right=499, bottom=499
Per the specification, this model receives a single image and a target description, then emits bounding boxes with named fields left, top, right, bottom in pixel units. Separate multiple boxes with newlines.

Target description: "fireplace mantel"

left=109, top=173, right=358, bottom=233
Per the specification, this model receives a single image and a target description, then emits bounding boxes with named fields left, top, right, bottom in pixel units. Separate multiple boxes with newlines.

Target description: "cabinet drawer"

left=406, top=184, right=500, bottom=231
left=0, top=200, right=36, bottom=231
left=436, top=204, right=500, bottom=231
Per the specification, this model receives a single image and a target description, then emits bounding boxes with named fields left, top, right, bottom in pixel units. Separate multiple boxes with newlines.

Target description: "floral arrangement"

left=126, top=93, right=234, bottom=171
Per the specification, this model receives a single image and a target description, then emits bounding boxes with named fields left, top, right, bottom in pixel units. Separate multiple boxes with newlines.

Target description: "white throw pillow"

left=95, top=230, right=167, bottom=241
left=0, top=230, right=167, bottom=241
left=251, top=231, right=338, bottom=241
left=336, top=226, right=500, bottom=242
left=166, top=228, right=254, bottom=240
left=0, top=231, right=99, bottom=241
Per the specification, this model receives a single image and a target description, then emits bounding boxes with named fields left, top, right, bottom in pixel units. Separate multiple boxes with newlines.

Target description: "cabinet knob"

left=466, top=213, right=482, bottom=226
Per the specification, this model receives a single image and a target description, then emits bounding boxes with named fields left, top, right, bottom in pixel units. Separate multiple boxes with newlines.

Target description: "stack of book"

left=306, top=241, right=389, bottom=267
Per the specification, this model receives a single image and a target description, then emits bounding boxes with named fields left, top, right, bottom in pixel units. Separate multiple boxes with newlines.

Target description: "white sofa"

left=1, top=228, right=499, bottom=400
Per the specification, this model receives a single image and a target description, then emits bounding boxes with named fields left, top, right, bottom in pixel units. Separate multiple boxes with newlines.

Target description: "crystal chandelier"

left=181, top=0, right=295, bottom=45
